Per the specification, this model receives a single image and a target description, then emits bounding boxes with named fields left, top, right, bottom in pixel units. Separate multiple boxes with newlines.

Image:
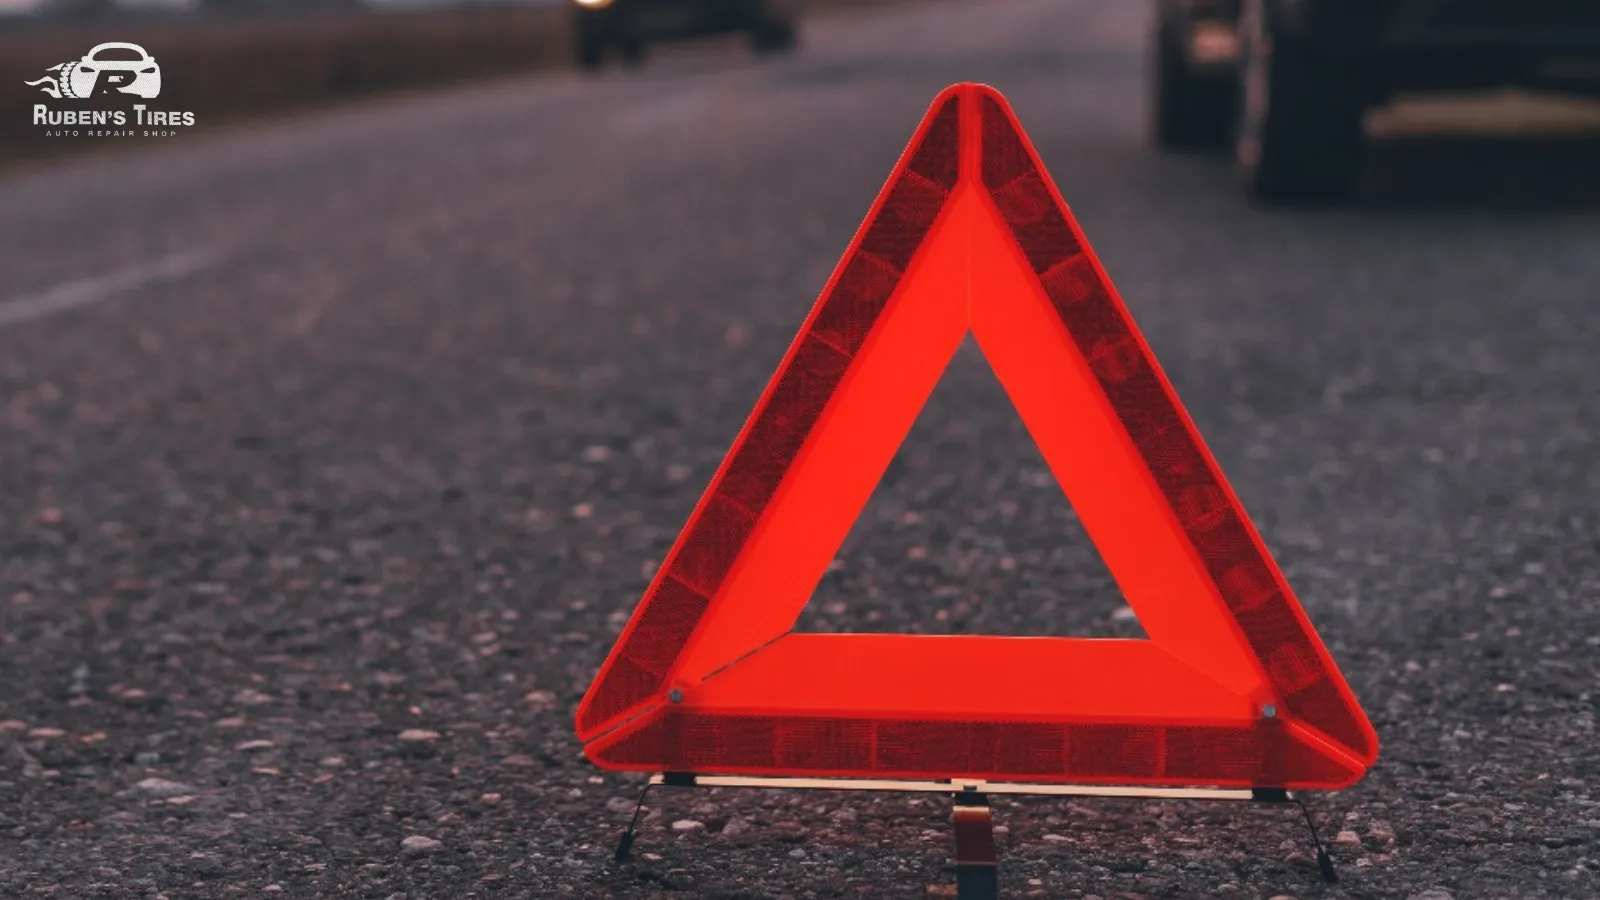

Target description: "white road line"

left=0, top=248, right=222, bottom=328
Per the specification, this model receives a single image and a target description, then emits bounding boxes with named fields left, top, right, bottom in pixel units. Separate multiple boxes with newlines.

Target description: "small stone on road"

left=135, top=778, right=193, bottom=798
left=401, top=835, right=442, bottom=855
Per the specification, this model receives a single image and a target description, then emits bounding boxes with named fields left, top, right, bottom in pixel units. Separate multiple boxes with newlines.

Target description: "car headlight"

left=572, top=0, right=614, bottom=8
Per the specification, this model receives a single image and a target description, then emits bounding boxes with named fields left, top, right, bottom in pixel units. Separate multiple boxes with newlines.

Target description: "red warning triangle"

left=575, top=84, right=1377, bottom=790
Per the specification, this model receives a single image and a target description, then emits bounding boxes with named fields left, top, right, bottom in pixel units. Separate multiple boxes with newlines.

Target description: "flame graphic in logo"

left=25, top=64, right=70, bottom=99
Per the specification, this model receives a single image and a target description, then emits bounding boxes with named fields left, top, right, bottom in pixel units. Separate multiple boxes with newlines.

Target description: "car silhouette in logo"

left=24, top=42, right=161, bottom=100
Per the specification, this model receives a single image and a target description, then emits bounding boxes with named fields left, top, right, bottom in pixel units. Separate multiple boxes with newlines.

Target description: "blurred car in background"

left=1152, top=0, right=1600, bottom=203
left=570, top=0, right=799, bottom=70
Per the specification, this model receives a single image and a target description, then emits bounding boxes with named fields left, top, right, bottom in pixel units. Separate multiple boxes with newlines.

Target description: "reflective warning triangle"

left=575, top=83, right=1377, bottom=789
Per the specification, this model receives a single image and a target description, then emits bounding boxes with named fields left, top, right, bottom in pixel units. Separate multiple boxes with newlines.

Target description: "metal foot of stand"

left=615, top=772, right=698, bottom=862
left=951, top=786, right=998, bottom=900
left=1253, top=788, right=1338, bottom=884
left=1293, top=794, right=1339, bottom=883
left=613, top=780, right=653, bottom=863
left=611, top=774, right=1340, bottom=894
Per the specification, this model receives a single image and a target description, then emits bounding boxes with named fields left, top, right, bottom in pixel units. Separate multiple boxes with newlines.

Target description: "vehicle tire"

left=619, top=35, right=647, bottom=68
left=575, top=22, right=605, bottom=71
left=1151, top=22, right=1234, bottom=151
left=750, top=16, right=799, bottom=55
left=1234, top=0, right=1364, bottom=203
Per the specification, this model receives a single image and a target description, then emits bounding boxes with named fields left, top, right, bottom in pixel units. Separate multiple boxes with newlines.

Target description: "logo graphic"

left=25, top=43, right=161, bottom=100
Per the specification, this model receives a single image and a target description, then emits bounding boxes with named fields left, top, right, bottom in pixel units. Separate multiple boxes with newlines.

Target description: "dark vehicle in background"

left=570, top=0, right=801, bottom=70
left=1152, top=0, right=1600, bottom=203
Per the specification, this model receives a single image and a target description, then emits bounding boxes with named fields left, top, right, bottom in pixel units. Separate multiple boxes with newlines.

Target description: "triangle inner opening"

left=795, top=336, right=1146, bottom=639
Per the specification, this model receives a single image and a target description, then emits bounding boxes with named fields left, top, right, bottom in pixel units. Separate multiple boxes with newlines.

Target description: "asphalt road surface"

left=3, top=0, right=1599, bottom=897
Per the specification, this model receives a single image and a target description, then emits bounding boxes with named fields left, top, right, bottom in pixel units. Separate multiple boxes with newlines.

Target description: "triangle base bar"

left=610, top=773, right=1341, bottom=895
left=586, top=701, right=1363, bottom=790
left=648, top=773, right=1258, bottom=799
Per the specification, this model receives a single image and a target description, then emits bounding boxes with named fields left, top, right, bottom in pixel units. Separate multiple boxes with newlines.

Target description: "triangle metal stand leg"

left=613, top=779, right=654, bottom=863
left=1293, top=794, right=1339, bottom=884
left=1252, top=788, right=1338, bottom=884
left=951, top=787, right=999, bottom=900
left=611, top=774, right=1342, bottom=893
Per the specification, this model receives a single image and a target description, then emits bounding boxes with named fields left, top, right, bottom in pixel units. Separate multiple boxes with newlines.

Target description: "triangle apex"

left=927, top=82, right=1011, bottom=111
left=964, top=82, right=1009, bottom=103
